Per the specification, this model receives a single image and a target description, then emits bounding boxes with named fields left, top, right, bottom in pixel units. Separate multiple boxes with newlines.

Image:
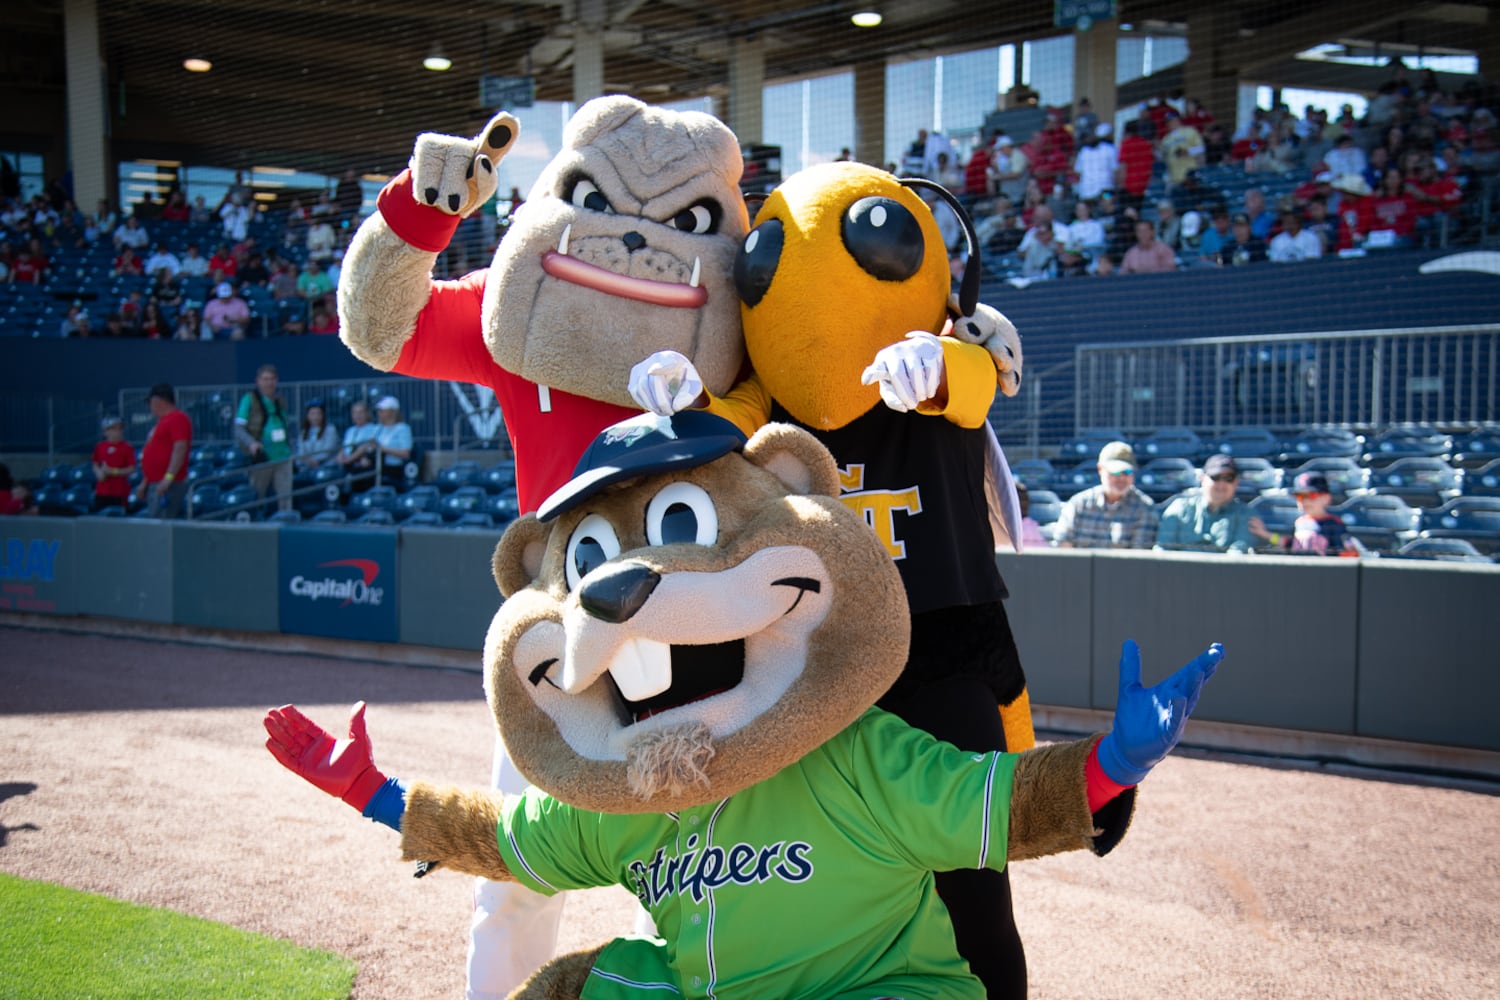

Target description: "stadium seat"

left=1452, top=427, right=1500, bottom=469
left=1418, top=497, right=1500, bottom=556
left=396, top=484, right=441, bottom=514
left=401, top=510, right=446, bottom=528
left=312, top=509, right=348, bottom=524
left=1366, top=457, right=1463, bottom=509
left=1363, top=428, right=1453, bottom=467
left=480, top=461, right=517, bottom=493
left=1280, top=457, right=1368, bottom=497
left=186, top=461, right=218, bottom=482
left=1230, top=457, right=1281, bottom=498
left=440, top=485, right=488, bottom=519
left=267, top=509, right=303, bottom=524
left=1247, top=494, right=1299, bottom=538
left=1278, top=428, right=1364, bottom=464
left=1025, top=488, right=1062, bottom=526
left=190, top=445, right=218, bottom=465
left=1332, top=494, right=1421, bottom=554
left=349, top=484, right=399, bottom=511
left=1050, top=460, right=1099, bottom=500
left=1136, top=458, right=1197, bottom=501
left=1010, top=459, right=1055, bottom=493
left=1203, top=426, right=1280, bottom=460
left=484, top=490, right=520, bottom=525
left=436, top=460, right=482, bottom=492
left=220, top=484, right=264, bottom=520
left=1465, top=459, right=1500, bottom=498
left=69, top=462, right=96, bottom=486
left=61, top=485, right=94, bottom=514
left=355, top=508, right=397, bottom=526
left=454, top=511, right=496, bottom=530
left=1135, top=427, right=1205, bottom=462
left=188, top=483, right=222, bottom=518
left=1054, top=428, right=1127, bottom=466
left=1391, top=537, right=1490, bottom=563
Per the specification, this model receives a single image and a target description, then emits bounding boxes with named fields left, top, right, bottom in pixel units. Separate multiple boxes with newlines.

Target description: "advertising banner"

left=0, top=517, right=76, bottom=615
left=278, top=527, right=398, bottom=643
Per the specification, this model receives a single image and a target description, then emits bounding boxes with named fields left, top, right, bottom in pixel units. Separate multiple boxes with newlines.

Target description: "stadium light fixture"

left=851, top=10, right=883, bottom=28
left=423, top=45, right=452, bottom=72
left=182, top=57, right=212, bottom=73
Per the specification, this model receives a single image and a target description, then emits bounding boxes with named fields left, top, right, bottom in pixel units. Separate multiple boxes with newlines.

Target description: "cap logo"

left=603, top=413, right=676, bottom=448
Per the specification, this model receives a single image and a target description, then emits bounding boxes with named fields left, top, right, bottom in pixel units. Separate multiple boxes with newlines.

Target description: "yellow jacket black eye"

left=841, top=197, right=924, bottom=282
left=734, top=218, right=784, bottom=308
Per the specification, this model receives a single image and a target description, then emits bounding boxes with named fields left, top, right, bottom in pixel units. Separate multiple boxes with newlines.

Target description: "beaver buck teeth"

left=605, top=636, right=674, bottom=702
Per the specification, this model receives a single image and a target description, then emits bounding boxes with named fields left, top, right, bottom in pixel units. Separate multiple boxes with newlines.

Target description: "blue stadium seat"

left=190, top=445, right=218, bottom=465
left=1136, top=457, right=1197, bottom=501
left=1363, top=427, right=1453, bottom=467
left=1418, top=497, right=1500, bottom=556
left=188, top=483, right=223, bottom=518
left=220, top=484, right=264, bottom=520
left=69, top=462, right=96, bottom=486
left=1278, top=428, right=1364, bottom=463
left=1466, top=459, right=1500, bottom=498
left=440, top=485, right=488, bottom=519
left=1280, top=457, right=1368, bottom=497
left=1054, top=428, right=1127, bottom=466
left=312, top=509, right=348, bottom=524
left=1247, top=494, right=1299, bottom=538
left=61, top=484, right=94, bottom=514
left=1135, top=427, right=1205, bottom=462
left=1391, top=537, right=1489, bottom=563
left=484, top=490, right=520, bottom=525
left=437, top=461, right=482, bottom=492
left=1025, top=489, right=1062, bottom=526
left=401, top=510, right=446, bottom=528
left=1366, top=457, right=1463, bottom=509
left=1454, top=430, right=1500, bottom=470
left=1050, top=460, right=1099, bottom=499
left=1332, top=494, right=1421, bottom=553
left=187, top=461, right=218, bottom=482
left=1010, top=459, right=1054, bottom=493
left=1230, top=457, right=1281, bottom=498
left=349, top=484, right=399, bottom=512
left=396, top=484, right=441, bottom=514
left=480, top=461, right=517, bottom=493
left=1204, top=426, right=1280, bottom=460
left=355, top=508, right=397, bottom=526
left=267, top=509, right=303, bottom=525
left=454, top=511, right=496, bottom=530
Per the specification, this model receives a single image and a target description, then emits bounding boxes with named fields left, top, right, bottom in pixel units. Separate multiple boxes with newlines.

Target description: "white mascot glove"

left=408, top=110, right=519, bottom=217
left=629, top=350, right=704, bottom=416
left=861, top=331, right=946, bottom=413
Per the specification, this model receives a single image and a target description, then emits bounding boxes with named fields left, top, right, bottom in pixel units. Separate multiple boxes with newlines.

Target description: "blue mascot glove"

left=1096, top=640, right=1224, bottom=786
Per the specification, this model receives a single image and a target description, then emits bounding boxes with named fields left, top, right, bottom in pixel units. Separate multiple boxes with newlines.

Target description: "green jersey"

left=236, top=392, right=292, bottom=461
left=496, top=707, right=1018, bottom=1000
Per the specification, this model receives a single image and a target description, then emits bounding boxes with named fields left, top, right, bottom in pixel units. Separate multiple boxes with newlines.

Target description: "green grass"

left=0, top=872, right=356, bottom=1000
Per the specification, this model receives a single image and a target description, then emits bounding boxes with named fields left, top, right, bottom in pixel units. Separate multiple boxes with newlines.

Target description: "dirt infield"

left=2, top=623, right=1498, bottom=1000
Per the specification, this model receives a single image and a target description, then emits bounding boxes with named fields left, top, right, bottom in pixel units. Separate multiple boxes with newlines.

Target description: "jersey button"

left=692, top=975, right=703, bottom=987
left=691, top=913, right=702, bottom=925
left=689, top=815, right=701, bottom=826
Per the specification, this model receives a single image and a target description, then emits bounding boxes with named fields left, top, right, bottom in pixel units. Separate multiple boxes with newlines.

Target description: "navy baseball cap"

left=1292, top=472, right=1331, bottom=495
left=536, top=410, right=749, bottom=522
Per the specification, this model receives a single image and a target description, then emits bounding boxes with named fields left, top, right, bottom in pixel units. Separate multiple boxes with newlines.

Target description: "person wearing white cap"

left=91, top=414, right=136, bottom=512
left=1053, top=441, right=1157, bottom=548
left=372, top=395, right=413, bottom=487
left=203, top=281, right=250, bottom=339
left=987, top=133, right=1030, bottom=202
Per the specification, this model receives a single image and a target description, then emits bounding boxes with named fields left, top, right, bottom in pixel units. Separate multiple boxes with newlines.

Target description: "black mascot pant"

left=878, top=600, right=1029, bottom=1000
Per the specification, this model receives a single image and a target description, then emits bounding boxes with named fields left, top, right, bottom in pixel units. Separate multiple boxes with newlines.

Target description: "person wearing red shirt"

left=91, top=415, right=137, bottom=511
left=1180, top=96, right=1214, bottom=134
left=11, top=239, right=47, bottom=284
left=207, top=244, right=238, bottom=280
left=1114, top=119, right=1155, bottom=213
left=135, top=384, right=192, bottom=518
left=159, top=189, right=191, bottom=222
left=112, top=246, right=144, bottom=277
left=1028, top=108, right=1075, bottom=197
left=963, top=142, right=992, bottom=197
left=1406, top=160, right=1463, bottom=247
left=1368, top=166, right=1417, bottom=246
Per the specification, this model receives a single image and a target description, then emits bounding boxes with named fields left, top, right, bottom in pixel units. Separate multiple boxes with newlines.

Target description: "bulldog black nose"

left=579, top=562, right=660, bottom=623
left=622, top=231, right=646, bottom=252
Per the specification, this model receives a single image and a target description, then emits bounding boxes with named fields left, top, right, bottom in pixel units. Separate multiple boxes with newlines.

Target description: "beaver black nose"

left=579, top=562, right=660, bottom=623
left=622, top=231, right=646, bottom=252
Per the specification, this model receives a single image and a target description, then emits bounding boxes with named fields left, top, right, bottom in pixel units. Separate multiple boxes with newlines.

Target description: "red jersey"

left=1369, top=194, right=1416, bottom=238
left=12, top=255, right=44, bottom=283
left=1116, top=136, right=1155, bottom=195
left=963, top=148, right=991, bottom=196
left=141, top=409, right=192, bottom=482
left=378, top=172, right=637, bottom=515
left=208, top=253, right=238, bottom=277
left=92, top=439, right=137, bottom=498
left=1412, top=178, right=1462, bottom=218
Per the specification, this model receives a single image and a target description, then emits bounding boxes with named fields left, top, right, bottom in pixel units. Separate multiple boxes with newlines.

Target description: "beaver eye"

left=645, top=482, right=717, bottom=547
left=669, top=200, right=720, bottom=235
left=733, top=218, right=783, bottom=307
left=565, top=176, right=614, bottom=214
left=841, top=196, right=925, bottom=282
left=565, top=514, right=621, bottom=590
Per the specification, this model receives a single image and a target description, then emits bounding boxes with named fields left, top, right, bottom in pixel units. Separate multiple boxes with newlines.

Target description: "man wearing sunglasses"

left=1155, top=454, right=1255, bottom=553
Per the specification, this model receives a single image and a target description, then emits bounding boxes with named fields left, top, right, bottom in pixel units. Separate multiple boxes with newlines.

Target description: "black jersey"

left=770, top=400, right=1007, bottom=614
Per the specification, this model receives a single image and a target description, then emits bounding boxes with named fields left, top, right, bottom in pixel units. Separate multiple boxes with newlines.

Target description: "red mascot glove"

left=264, top=701, right=388, bottom=812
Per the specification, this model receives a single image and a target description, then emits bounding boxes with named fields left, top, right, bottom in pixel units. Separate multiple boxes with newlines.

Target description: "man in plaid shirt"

left=1054, top=441, right=1157, bottom=548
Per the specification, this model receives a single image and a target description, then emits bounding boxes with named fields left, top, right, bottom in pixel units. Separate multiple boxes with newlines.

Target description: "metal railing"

left=1071, top=324, right=1500, bottom=439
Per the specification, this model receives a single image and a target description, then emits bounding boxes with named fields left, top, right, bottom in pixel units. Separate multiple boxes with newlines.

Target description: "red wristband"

left=376, top=170, right=463, bottom=253
left=1086, top=737, right=1133, bottom=813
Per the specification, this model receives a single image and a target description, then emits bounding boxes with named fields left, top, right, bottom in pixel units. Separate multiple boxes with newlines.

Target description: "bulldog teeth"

left=689, top=257, right=701, bottom=288
left=607, top=637, right=673, bottom=702
left=558, top=223, right=571, bottom=256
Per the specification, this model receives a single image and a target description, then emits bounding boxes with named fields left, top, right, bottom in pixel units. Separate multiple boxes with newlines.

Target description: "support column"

left=726, top=35, right=764, bottom=145
left=573, top=0, right=605, bottom=103
left=64, top=0, right=107, bottom=212
left=1072, top=21, right=1118, bottom=129
left=853, top=59, right=886, bottom=168
left=1185, top=10, right=1238, bottom=131
left=1477, top=23, right=1500, bottom=85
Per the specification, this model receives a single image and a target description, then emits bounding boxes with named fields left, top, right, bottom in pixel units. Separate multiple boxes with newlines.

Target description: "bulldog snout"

left=579, top=562, right=660, bottom=624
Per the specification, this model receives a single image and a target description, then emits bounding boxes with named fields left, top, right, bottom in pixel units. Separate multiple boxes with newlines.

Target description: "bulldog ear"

left=493, top=515, right=551, bottom=597
left=742, top=423, right=841, bottom=498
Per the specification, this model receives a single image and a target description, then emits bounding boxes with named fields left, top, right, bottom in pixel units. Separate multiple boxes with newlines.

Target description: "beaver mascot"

left=265, top=410, right=1223, bottom=1000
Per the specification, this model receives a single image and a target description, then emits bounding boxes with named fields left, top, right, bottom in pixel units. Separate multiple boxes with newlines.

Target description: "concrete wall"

left=6, top=514, right=1498, bottom=753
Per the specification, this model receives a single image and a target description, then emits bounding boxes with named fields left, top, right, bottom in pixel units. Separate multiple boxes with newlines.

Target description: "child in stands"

left=1249, top=472, right=1360, bottom=556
